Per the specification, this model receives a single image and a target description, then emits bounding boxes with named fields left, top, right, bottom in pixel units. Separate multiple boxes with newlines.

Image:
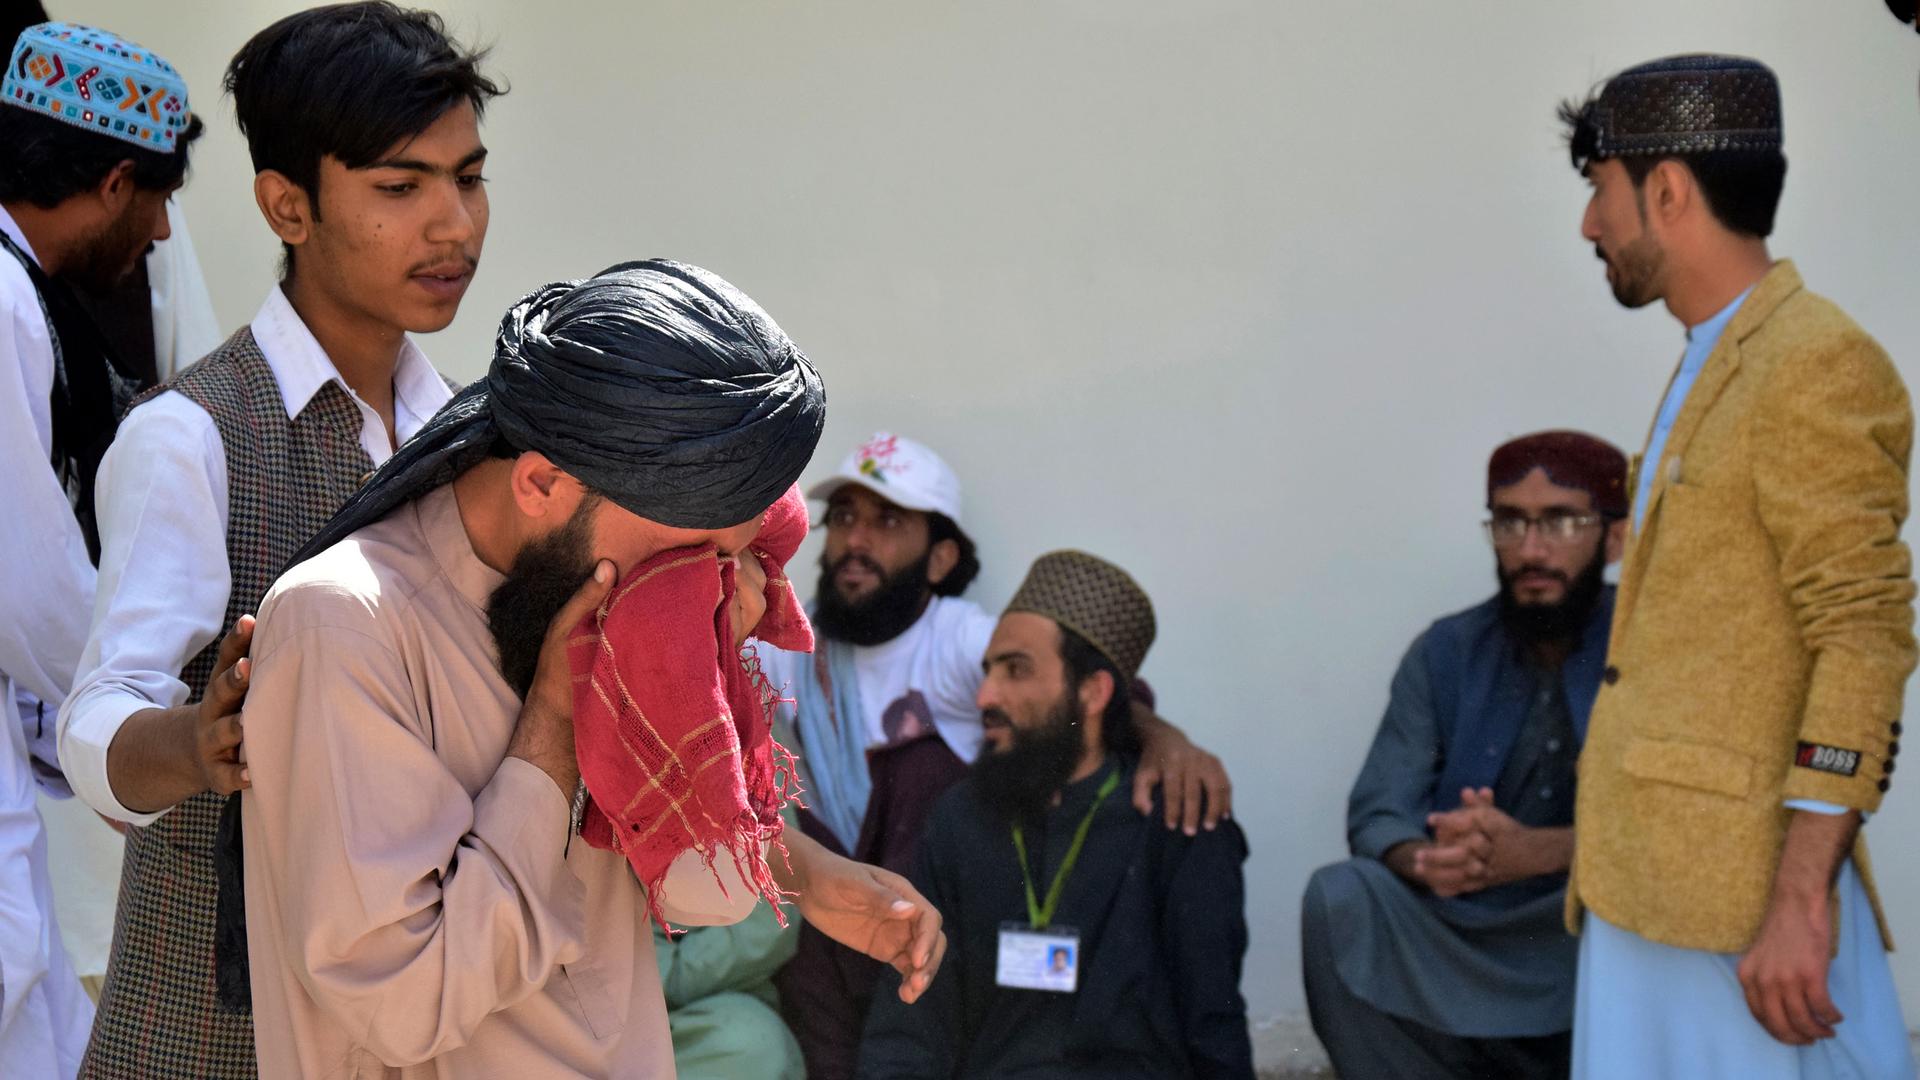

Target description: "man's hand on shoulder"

left=104, top=615, right=255, bottom=814
left=1132, top=705, right=1233, bottom=835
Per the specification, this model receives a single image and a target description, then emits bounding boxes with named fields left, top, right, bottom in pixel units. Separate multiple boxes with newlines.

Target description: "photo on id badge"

left=997, top=922, right=1081, bottom=993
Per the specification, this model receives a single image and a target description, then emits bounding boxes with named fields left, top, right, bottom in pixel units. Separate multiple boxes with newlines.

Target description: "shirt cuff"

left=1784, top=798, right=1869, bottom=823
left=1349, top=819, right=1428, bottom=863
left=658, top=842, right=765, bottom=927
left=58, top=689, right=169, bottom=827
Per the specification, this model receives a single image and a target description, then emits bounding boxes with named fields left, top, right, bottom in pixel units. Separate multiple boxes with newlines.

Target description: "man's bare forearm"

left=771, top=828, right=821, bottom=893
left=505, top=700, right=579, bottom=800
left=1771, top=810, right=1860, bottom=908
left=1511, top=826, right=1574, bottom=880
left=104, top=706, right=204, bottom=815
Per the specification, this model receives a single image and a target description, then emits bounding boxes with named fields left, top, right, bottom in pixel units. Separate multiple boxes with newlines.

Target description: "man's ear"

left=253, top=169, right=313, bottom=248
left=926, top=537, right=960, bottom=588
left=508, top=451, right=579, bottom=520
left=95, top=159, right=138, bottom=214
left=1647, top=159, right=1694, bottom=229
left=1077, top=668, right=1116, bottom=725
left=1604, top=517, right=1628, bottom=565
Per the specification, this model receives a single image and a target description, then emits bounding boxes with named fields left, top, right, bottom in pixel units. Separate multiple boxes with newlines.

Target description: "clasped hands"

left=1405, top=786, right=1538, bottom=898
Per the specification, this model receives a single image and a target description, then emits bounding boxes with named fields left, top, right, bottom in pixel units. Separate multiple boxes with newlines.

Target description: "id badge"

left=996, top=922, right=1080, bottom=993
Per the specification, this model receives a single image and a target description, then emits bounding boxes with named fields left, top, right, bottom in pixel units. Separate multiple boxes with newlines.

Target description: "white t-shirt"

left=760, top=596, right=997, bottom=765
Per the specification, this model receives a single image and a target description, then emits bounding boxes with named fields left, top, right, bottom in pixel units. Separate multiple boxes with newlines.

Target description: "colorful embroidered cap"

left=806, top=431, right=965, bottom=526
left=5, top=23, right=191, bottom=151
left=1006, top=550, right=1157, bottom=681
left=1572, top=54, right=1781, bottom=162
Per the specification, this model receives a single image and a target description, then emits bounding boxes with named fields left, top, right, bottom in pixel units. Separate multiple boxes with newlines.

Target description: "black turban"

left=294, top=258, right=827, bottom=563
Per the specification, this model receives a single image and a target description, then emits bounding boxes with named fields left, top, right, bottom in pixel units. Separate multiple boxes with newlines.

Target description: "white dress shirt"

left=0, top=202, right=99, bottom=1080
left=58, top=285, right=451, bottom=825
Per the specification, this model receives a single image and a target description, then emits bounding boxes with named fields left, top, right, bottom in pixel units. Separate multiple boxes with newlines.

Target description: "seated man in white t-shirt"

left=761, top=431, right=1233, bottom=1078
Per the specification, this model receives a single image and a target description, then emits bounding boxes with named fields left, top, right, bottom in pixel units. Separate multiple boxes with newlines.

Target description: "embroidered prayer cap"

left=294, top=258, right=827, bottom=563
left=1566, top=54, right=1781, bottom=166
left=807, top=431, right=965, bottom=525
left=1006, top=550, right=1156, bottom=681
left=5, top=23, right=191, bottom=151
left=1488, top=430, right=1629, bottom=519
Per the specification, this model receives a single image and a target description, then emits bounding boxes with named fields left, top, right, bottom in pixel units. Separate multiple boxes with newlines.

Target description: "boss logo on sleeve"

left=1795, top=742, right=1861, bottom=777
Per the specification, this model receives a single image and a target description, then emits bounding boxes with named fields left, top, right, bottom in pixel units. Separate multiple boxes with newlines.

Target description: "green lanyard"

left=1010, top=768, right=1121, bottom=931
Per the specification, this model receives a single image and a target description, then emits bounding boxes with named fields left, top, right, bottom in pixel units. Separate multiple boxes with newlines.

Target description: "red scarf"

left=568, top=485, right=812, bottom=926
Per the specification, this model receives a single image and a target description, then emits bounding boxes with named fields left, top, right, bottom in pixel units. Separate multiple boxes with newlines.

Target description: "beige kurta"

left=241, top=484, right=758, bottom=1078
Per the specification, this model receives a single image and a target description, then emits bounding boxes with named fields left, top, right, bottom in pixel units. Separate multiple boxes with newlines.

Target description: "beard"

left=810, top=548, right=932, bottom=646
left=1497, top=543, right=1607, bottom=647
left=972, top=693, right=1085, bottom=823
left=66, top=203, right=153, bottom=292
left=1600, top=232, right=1666, bottom=309
left=486, top=500, right=599, bottom=699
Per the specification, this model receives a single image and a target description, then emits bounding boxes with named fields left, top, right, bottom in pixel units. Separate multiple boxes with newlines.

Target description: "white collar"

left=0, top=204, right=44, bottom=270
left=247, top=284, right=447, bottom=422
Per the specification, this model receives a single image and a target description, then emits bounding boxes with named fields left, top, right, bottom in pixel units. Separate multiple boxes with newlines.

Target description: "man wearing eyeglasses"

left=1300, top=431, right=1627, bottom=1080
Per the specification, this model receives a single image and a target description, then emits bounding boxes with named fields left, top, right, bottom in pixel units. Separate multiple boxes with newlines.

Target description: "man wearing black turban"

left=231, top=260, right=946, bottom=1079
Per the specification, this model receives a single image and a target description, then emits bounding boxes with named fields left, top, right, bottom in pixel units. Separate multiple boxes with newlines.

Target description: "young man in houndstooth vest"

left=56, top=6, right=501, bottom=1076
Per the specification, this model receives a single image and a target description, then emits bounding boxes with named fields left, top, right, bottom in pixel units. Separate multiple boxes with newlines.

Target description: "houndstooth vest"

left=81, top=327, right=375, bottom=1080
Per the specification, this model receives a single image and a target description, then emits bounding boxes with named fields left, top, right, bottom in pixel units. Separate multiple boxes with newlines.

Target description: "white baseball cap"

left=806, top=431, right=964, bottom=525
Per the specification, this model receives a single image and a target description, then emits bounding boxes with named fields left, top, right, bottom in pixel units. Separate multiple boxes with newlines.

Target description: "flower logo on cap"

left=856, top=433, right=909, bottom=485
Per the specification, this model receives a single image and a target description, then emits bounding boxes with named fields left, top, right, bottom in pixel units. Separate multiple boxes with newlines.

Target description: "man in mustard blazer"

left=1560, top=55, right=1916, bottom=1078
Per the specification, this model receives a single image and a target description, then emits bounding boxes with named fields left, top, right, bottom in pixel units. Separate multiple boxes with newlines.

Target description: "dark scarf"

left=294, top=258, right=827, bottom=563
left=0, top=228, right=146, bottom=562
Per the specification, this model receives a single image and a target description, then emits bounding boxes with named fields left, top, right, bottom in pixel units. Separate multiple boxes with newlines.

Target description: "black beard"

left=1497, top=545, right=1607, bottom=648
left=810, top=548, right=932, bottom=646
left=972, top=694, right=1084, bottom=823
left=1602, top=232, right=1665, bottom=310
left=486, top=502, right=598, bottom=699
left=65, top=206, right=151, bottom=292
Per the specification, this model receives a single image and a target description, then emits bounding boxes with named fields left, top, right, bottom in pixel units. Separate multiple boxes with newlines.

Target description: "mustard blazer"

left=1567, top=261, right=1914, bottom=953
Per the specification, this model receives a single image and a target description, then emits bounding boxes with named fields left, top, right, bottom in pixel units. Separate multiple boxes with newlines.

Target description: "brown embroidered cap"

left=1006, top=550, right=1156, bottom=681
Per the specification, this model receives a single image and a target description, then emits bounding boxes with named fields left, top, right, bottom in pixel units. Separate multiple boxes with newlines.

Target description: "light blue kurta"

left=1573, top=864, right=1914, bottom=1078
left=1632, top=286, right=1751, bottom=532
left=1582, top=286, right=1915, bottom=1077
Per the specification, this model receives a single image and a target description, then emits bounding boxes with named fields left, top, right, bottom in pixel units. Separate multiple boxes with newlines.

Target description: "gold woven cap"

left=1005, top=550, right=1156, bottom=680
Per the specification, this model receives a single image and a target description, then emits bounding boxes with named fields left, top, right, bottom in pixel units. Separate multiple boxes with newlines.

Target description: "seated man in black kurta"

left=1300, top=431, right=1628, bottom=1080
left=858, top=550, right=1253, bottom=1079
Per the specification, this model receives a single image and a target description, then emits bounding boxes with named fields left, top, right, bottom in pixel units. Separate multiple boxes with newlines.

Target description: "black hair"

left=223, top=2, right=503, bottom=266
left=1559, top=95, right=1787, bottom=238
left=927, top=511, right=980, bottom=597
left=2, top=3, right=51, bottom=46
left=0, top=106, right=204, bottom=209
left=1058, top=625, right=1138, bottom=756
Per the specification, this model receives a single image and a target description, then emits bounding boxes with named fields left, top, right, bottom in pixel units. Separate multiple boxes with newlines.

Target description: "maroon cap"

left=1488, top=430, right=1629, bottom=517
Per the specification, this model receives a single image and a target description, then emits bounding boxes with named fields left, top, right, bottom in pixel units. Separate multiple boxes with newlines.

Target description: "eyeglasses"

left=1483, top=512, right=1604, bottom=547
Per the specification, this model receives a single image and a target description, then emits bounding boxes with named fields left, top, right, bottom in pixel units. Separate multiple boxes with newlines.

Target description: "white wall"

left=52, top=0, right=1920, bottom=1059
